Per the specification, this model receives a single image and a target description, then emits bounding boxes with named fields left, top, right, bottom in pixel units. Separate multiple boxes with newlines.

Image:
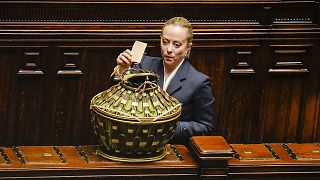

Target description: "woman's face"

left=160, top=24, right=192, bottom=69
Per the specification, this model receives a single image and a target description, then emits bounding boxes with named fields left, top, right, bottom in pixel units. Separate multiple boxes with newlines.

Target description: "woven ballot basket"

left=90, top=68, right=182, bottom=162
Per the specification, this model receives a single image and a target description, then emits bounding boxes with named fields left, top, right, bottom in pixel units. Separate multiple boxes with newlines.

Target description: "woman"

left=114, top=17, right=215, bottom=145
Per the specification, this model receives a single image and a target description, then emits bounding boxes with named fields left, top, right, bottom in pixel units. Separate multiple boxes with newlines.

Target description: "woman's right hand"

left=116, top=49, right=133, bottom=74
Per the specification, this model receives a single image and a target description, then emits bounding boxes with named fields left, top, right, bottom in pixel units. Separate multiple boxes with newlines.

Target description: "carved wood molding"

left=0, top=1, right=317, bottom=26
left=268, top=44, right=312, bottom=75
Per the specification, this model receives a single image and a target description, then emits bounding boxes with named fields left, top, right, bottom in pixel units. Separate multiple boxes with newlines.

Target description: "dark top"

left=134, top=55, right=215, bottom=145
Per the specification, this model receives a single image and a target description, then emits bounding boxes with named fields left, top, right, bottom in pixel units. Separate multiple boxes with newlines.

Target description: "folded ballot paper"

left=110, top=40, right=147, bottom=77
left=131, top=40, right=147, bottom=64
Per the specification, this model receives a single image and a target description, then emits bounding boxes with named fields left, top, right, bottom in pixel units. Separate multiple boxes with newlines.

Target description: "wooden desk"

left=0, top=145, right=198, bottom=179
left=228, top=143, right=320, bottom=179
left=1, top=136, right=320, bottom=179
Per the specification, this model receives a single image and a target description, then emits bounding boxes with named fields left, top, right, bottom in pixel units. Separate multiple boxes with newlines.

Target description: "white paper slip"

left=131, top=40, right=147, bottom=63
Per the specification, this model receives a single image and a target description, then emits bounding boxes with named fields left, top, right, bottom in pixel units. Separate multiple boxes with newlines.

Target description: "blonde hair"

left=161, top=17, right=193, bottom=57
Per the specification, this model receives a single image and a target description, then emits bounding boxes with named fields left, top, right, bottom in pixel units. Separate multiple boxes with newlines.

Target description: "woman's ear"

left=186, top=42, right=193, bottom=58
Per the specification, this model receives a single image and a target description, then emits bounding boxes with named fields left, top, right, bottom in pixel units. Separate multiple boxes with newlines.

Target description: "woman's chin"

left=164, top=58, right=174, bottom=64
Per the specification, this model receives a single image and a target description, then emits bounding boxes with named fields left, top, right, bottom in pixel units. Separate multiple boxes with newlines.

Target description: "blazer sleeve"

left=171, top=76, right=215, bottom=145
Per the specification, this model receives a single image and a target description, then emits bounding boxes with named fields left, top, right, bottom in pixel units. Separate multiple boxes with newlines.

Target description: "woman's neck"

left=163, top=59, right=184, bottom=79
left=164, top=64, right=176, bottom=79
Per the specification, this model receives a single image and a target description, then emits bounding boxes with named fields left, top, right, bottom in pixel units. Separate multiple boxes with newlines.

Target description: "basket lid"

left=90, top=68, right=181, bottom=124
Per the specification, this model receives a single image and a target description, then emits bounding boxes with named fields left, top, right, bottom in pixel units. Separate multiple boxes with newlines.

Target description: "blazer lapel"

left=153, top=60, right=164, bottom=88
left=166, top=60, right=189, bottom=95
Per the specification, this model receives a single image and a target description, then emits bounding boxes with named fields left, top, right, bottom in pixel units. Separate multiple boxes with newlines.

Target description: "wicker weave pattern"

left=90, top=69, right=181, bottom=162
left=92, top=84, right=180, bottom=121
left=91, top=112, right=176, bottom=158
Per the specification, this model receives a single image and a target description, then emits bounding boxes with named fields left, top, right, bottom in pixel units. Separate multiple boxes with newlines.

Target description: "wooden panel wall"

left=0, top=0, right=319, bottom=145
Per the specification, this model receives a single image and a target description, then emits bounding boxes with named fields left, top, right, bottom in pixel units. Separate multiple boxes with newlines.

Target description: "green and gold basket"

left=90, top=68, right=181, bottom=162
